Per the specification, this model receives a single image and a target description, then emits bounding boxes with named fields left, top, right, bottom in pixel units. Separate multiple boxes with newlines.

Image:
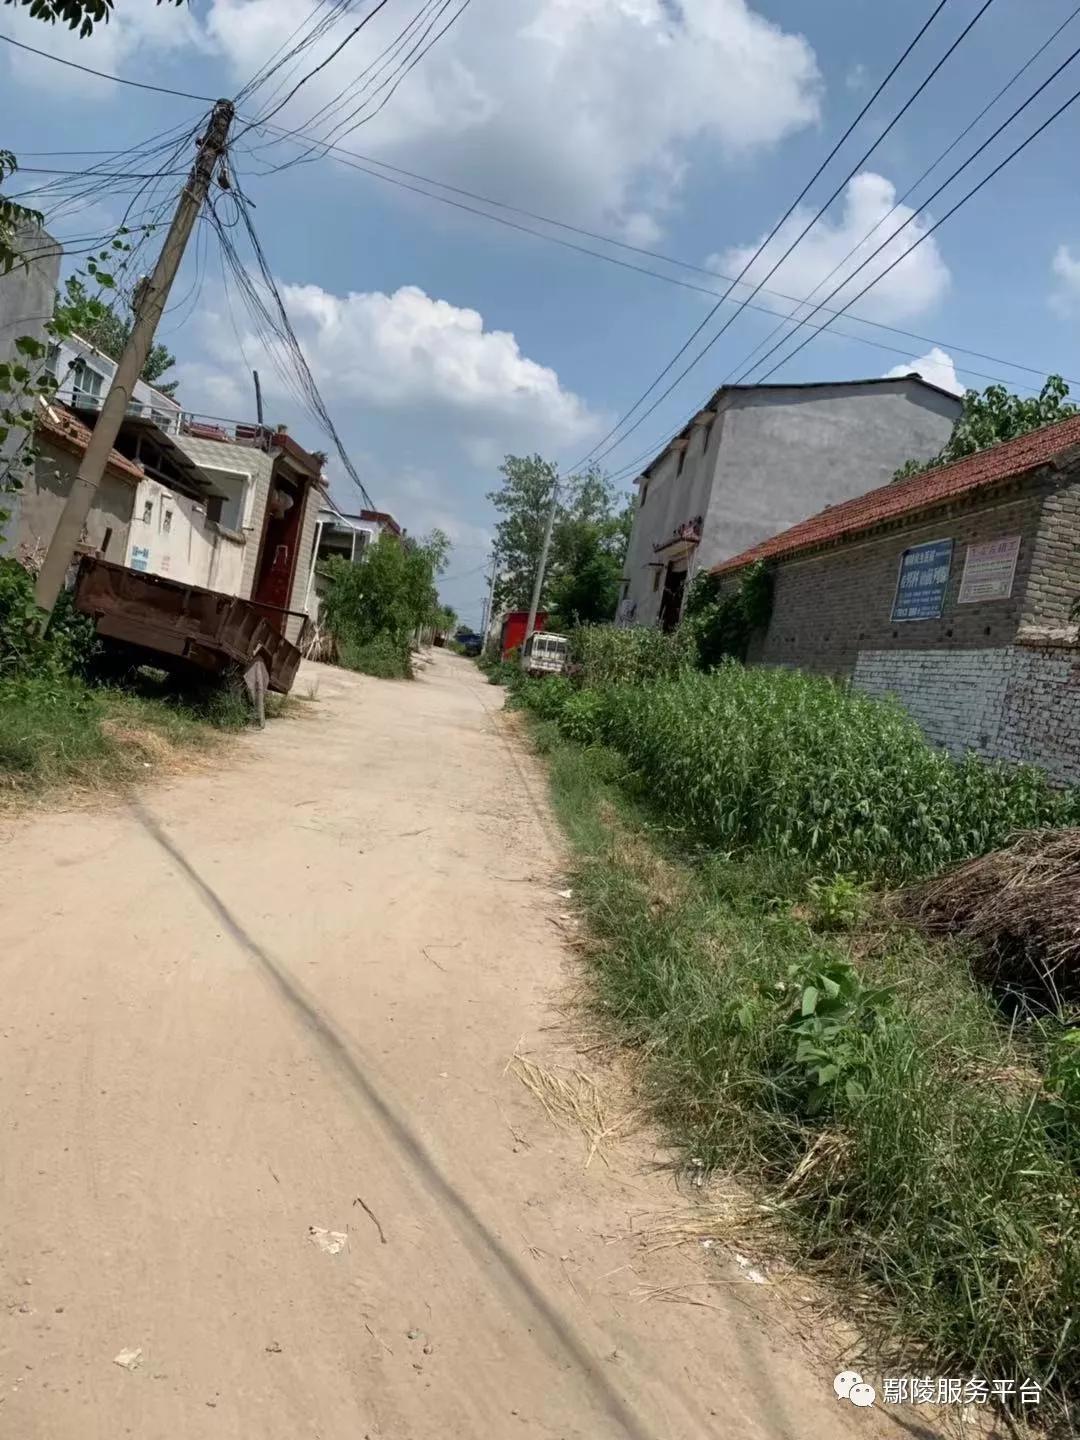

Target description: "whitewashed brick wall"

left=854, top=645, right=1080, bottom=785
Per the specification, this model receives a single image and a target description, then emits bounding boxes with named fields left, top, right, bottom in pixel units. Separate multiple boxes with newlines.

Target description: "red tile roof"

left=713, top=413, right=1080, bottom=575
left=36, top=401, right=144, bottom=482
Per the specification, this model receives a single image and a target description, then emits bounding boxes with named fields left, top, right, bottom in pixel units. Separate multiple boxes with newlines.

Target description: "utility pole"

left=481, top=550, right=498, bottom=642
left=34, top=99, right=236, bottom=619
left=521, top=480, right=558, bottom=665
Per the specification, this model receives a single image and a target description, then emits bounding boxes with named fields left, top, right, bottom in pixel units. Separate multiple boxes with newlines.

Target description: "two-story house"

left=621, top=375, right=963, bottom=629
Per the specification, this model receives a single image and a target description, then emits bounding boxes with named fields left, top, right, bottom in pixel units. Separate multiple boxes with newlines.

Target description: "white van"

left=523, top=631, right=570, bottom=676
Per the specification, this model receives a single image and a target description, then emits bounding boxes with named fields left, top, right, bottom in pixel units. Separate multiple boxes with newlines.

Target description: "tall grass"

left=0, top=671, right=274, bottom=796
left=543, top=732, right=1080, bottom=1427
left=522, top=663, right=1080, bottom=881
left=571, top=623, right=692, bottom=686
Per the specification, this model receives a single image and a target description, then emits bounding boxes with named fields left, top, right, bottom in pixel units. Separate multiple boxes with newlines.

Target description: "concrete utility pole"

left=34, top=99, right=236, bottom=618
left=481, top=550, right=498, bottom=642
left=521, top=481, right=557, bottom=664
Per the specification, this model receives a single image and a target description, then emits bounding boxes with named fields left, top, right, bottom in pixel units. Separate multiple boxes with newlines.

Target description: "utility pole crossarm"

left=34, top=98, right=236, bottom=618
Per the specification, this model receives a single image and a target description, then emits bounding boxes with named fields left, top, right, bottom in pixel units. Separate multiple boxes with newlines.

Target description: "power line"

left=313, top=0, right=472, bottom=148
left=753, top=79, right=1080, bottom=385
left=246, top=120, right=1077, bottom=392
left=206, top=153, right=377, bottom=512
left=0, top=32, right=216, bottom=100
left=575, top=0, right=1000, bottom=472
left=252, top=0, right=443, bottom=159
left=734, top=36, right=1080, bottom=386
left=234, top=0, right=340, bottom=105
left=238, top=0, right=397, bottom=136
left=723, top=0, right=1080, bottom=385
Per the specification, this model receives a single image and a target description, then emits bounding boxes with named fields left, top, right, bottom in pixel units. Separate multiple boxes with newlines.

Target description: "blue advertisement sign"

left=891, top=538, right=953, bottom=622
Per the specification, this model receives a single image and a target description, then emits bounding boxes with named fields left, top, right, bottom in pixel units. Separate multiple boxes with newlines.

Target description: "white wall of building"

left=621, top=380, right=961, bottom=627
left=125, top=478, right=244, bottom=594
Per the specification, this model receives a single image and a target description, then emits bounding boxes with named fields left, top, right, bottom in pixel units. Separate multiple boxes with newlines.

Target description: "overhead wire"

left=261, top=0, right=440, bottom=140
left=236, top=0, right=397, bottom=137
left=751, top=79, right=1080, bottom=386
left=257, top=0, right=450, bottom=168
left=206, top=150, right=376, bottom=509
left=243, top=119, right=1077, bottom=394
left=0, top=32, right=215, bottom=100
left=233, top=0, right=338, bottom=104
left=569, top=0, right=1001, bottom=473
left=731, top=37, right=1080, bottom=386
left=308, top=0, right=472, bottom=151
left=234, top=0, right=359, bottom=111
left=722, top=0, right=1080, bottom=385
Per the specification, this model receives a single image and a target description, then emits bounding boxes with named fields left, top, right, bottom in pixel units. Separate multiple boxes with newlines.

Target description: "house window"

left=677, top=447, right=687, bottom=477
left=640, top=480, right=649, bottom=507
left=72, top=359, right=104, bottom=403
left=142, top=500, right=154, bottom=524
left=700, top=419, right=714, bottom=453
left=652, top=569, right=661, bottom=592
left=44, top=343, right=60, bottom=378
left=162, top=509, right=173, bottom=534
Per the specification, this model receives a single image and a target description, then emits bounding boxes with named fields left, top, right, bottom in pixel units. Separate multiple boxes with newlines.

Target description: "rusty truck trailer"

left=73, top=557, right=303, bottom=695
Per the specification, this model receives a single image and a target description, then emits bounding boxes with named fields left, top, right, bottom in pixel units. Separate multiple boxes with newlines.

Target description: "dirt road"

left=1, top=652, right=893, bottom=1438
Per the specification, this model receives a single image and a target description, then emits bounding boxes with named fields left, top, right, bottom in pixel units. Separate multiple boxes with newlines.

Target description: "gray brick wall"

left=759, top=491, right=1050, bottom=676
left=1022, top=476, right=1080, bottom=629
left=854, top=648, right=1012, bottom=756
left=853, top=644, right=1080, bottom=786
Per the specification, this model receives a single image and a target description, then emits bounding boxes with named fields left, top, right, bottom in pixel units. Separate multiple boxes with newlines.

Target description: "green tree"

left=547, top=485, right=632, bottom=629
left=2, top=0, right=183, bottom=39
left=486, top=456, right=630, bottom=623
left=893, top=376, right=1079, bottom=481
left=53, top=276, right=178, bottom=397
left=486, top=454, right=559, bottom=610
left=319, top=529, right=448, bottom=679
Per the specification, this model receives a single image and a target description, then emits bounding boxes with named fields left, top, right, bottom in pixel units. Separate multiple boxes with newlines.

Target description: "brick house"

left=713, top=415, right=1080, bottom=785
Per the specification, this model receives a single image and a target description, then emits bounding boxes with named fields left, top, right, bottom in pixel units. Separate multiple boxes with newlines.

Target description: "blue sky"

left=3, top=0, right=1080, bottom=624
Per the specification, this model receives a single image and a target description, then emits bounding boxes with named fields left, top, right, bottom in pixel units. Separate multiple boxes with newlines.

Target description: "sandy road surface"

left=0, top=651, right=897, bottom=1439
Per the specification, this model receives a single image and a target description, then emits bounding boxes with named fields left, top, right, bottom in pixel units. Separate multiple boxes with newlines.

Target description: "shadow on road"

left=131, top=798, right=664, bottom=1440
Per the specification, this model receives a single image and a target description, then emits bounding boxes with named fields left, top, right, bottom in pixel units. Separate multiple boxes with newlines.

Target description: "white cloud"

left=845, top=62, right=868, bottom=92
left=1051, top=244, right=1080, bottom=313
left=279, top=282, right=600, bottom=448
left=208, top=0, right=821, bottom=237
left=708, top=172, right=951, bottom=324
left=885, top=346, right=964, bottom=396
left=168, top=360, right=251, bottom=419
left=178, top=280, right=603, bottom=453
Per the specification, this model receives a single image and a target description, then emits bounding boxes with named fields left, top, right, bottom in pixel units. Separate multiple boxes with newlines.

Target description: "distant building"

left=308, top=505, right=401, bottom=620
left=714, top=414, right=1080, bottom=785
left=316, top=506, right=401, bottom=565
left=621, top=376, right=962, bottom=630
left=46, top=332, right=182, bottom=433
